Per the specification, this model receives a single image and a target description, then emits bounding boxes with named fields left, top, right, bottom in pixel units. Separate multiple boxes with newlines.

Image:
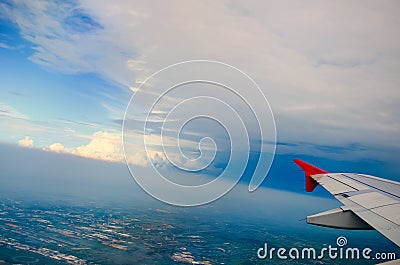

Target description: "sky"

left=0, top=0, right=399, bottom=200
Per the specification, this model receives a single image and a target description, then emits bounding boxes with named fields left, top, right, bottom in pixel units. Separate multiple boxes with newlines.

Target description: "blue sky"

left=0, top=1, right=399, bottom=198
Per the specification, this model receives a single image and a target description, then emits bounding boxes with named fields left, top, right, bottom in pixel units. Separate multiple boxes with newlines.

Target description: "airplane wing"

left=294, top=159, right=400, bottom=247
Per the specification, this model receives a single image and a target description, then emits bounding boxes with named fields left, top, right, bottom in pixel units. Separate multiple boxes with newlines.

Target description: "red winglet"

left=294, top=159, right=328, bottom=192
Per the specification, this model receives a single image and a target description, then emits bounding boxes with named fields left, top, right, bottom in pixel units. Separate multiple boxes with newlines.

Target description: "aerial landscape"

left=0, top=1, right=399, bottom=264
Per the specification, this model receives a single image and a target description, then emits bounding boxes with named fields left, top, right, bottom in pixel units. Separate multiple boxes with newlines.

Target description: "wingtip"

left=293, top=159, right=328, bottom=192
left=293, top=159, right=328, bottom=175
left=293, top=159, right=312, bottom=170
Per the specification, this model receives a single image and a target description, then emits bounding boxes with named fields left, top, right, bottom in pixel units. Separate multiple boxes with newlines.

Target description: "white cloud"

left=78, top=1, right=400, bottom=155
left=74, top=131, right=123, bottom=162
left=18, top=136, right=34, bottom=148
left=44, top=131, right=123, bottom=162
left=3, top=0, right=400, bottom=160
left=43, top=129, right=218, bottom=170
left=0, top=0, right=136, bottom=86
left=44, top=131, right=152, bottom=166
left=48, top=142, right=65, bottom=153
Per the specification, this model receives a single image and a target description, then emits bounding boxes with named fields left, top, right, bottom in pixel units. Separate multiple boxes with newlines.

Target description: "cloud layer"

left=2, top=0, right=399, bottom=164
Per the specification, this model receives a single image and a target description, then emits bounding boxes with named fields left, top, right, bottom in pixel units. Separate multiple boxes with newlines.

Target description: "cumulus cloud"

left=48, top=142, right=65, bottom=153
left=74, top=131, right=123, bottom=162
left=44, top=131, right=125, bottom=162
left=43, top=129, right=217, bottom=171
left=18, top=136, right=34, bottom=148
left=44, top=131, right=159, bottom=166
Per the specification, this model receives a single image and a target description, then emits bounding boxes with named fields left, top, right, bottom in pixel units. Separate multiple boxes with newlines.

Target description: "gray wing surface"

left=311, top=172, right=400, bottom=247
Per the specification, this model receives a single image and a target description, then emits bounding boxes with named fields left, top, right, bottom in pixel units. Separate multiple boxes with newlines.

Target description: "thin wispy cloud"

left=0, top=102, right=29, bottom=120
